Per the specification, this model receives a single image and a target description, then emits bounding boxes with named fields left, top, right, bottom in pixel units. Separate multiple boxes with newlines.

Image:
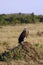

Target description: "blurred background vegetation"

left=0, top=12, right=43, bottom=25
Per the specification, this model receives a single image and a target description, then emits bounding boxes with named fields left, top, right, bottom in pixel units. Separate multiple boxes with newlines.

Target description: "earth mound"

left=0, top=42, right=43, bottom=65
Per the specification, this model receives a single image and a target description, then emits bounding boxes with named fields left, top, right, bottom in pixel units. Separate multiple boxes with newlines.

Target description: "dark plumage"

left=18, top=28, right=29, bottom=44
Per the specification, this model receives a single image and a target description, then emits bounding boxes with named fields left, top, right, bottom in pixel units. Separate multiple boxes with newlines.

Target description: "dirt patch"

left=0, top=42, right=43, bottom=65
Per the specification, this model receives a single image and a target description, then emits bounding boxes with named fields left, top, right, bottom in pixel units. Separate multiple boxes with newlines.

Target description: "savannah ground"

left=0, top=23, right=43, bottom=46
left=0, top=23, right=43, bottom=52
left=0, top=23, right=43, bottom=65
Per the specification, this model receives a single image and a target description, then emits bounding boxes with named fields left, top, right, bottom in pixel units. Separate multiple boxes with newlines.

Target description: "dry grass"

left=0, top=23, right=43, bottom=52
left=0, top=23, right=43, bottom=45
left=0, top=23, right=43, bottom=65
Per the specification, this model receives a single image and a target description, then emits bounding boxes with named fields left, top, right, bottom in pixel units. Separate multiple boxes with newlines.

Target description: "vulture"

left=18, top=28, right=29, bottom=45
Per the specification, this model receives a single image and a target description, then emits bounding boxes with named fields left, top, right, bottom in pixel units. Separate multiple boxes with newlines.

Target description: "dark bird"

left=18, top=27, right=29, bottom=45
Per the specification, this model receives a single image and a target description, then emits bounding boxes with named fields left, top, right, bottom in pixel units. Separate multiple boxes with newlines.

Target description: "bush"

left=0, top=13, right=43, bottom=25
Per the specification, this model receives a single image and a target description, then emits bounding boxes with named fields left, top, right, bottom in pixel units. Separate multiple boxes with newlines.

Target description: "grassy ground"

left=0, top=23, right=43, bottom=45
left=0, top=23, right=43, bottom=65
left=0, top=23, right=43, bottom=51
